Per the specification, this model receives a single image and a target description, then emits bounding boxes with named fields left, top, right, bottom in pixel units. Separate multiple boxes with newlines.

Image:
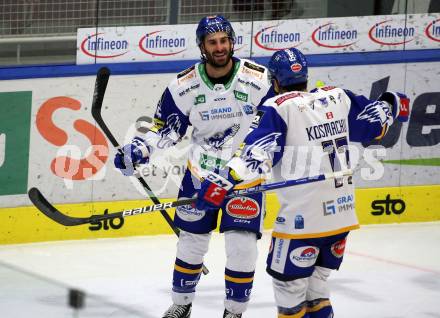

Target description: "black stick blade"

left=28, top=188, right=89, bottom=226
left=92, top=67, right=110, bottom=113
left=90, top=67, right=120, bottom=148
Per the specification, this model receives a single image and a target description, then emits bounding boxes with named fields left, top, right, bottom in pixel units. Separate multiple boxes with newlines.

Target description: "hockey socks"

left=278, top=301, right=308, bottom=318
left=172, top=258, right=203, bottom=294
left=307, top=298, right=333, bottom=318
left=224, top=268, right=255, bottom=303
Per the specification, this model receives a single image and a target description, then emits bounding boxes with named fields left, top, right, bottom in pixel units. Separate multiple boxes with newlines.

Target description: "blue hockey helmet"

left=196, top=15, right=235, bottom=46
left=268, top=48, right=308, bottom=87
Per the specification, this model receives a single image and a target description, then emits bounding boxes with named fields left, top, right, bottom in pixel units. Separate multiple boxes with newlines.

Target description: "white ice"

left=0, top=222, right=439, bottom=317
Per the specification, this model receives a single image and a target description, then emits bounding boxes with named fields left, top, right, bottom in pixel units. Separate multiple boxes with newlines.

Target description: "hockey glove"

left=195, top=172, right=234, bottom=211
left=114, top=137, right=151, bottom=176
left=378, top=91, right=410, bottom=122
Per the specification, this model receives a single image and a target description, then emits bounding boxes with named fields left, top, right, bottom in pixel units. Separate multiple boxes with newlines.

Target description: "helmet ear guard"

left=268, top=48, right=308, bottom=87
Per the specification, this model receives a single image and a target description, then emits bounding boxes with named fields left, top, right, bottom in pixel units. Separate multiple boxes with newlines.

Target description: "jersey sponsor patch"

left=242, top=62, right=265, bottom=79
left=225, top=197, right=260, bottom=219
left=320, top=86, right=336, bottom=91
left=275, top=216, right=286, bottom=224
left=290, top=63, right=302, bottom=72
left=237, top=77, right=262, bottom=91
left=250, top=110, right=265, bottom=128
left=275, top=92, right=302, bottom=105
left=178, top=83, right=200, bottom=97
left=194, top=94, right=206, bottom=105
left=176, top=203, right=206, bottom=222
left=242, top=104, right=254, bottom=115
left=177, top=65, right=196, bottom=84
left=234, top=90, right=248, bottom=102
left=289, top=246, right=319, bottom=268
left=331, top=238, right=346, bottom=258
left=177, top=65, right=195, bottom=79
left=243, top=61, right=265, bottom=73
left=199, top=154, right=227, bottom=170
left=270, top=238, right=290, bottom=271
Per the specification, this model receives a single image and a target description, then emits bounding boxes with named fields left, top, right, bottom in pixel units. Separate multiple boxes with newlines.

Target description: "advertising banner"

left=76, top=14, right=440, bottom=64
left=1, top=61, right=439, bottom=210
left=0, top=92, right=32, bottom=196
left=76, top=22, right=252, bottom=64
left=2, top=184, right=439, bottom=244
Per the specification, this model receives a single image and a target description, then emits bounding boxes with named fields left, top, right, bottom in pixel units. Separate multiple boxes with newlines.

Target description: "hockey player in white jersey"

left=194, top=48, right=410, bottom=317
left=114, top=15, right=275, bottom=318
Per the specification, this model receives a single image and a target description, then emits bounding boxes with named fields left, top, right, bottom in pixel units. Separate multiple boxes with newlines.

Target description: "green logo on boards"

left=0, top=91, right=32, bottom=195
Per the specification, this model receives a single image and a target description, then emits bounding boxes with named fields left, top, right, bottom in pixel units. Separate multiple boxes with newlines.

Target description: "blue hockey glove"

left=378, top=92, right=410, bottom=122
left=195, top=172, right=234, bottom=211
left=114, top=137, right=151, bottom=176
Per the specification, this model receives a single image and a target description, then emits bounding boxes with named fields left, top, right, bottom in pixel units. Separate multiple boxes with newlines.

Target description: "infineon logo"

left=80, top=33, right=129, bottom=58
left=368, top=20, right=415, bottom=45
left=139, top=30, right=187, bottom=56
left=232, top=35, right=244, bottom=52
left=254, top=25, right=301, bottom=51
left=425, top=18, right=440, bottom=42
left=311, top=22, right=358, bottom=48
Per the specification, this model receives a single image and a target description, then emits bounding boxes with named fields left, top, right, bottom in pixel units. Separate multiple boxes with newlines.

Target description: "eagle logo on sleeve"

left=357, top=101, right=393, bottom=126
left=157, top=113, right=182, bottom=148
left=242, top=132, right=281, bottom=171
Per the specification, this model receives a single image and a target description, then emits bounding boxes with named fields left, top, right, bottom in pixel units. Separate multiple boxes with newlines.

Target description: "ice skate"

left=223, top=309, right=242, bottom=318
left=162, top=303, right=192, bottom=318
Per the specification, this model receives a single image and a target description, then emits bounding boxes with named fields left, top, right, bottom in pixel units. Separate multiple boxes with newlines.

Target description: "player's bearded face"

left=201, top=32, right=233, bottom=68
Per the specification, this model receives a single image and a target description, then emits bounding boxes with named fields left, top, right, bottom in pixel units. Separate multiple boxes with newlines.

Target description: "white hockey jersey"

left=144, top=57, right=273, bottom=182
left=228, top=86, right=397, bottom=238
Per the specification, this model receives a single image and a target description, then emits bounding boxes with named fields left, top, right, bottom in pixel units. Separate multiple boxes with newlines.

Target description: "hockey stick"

left=88, top=67, right=210, bottom=274
left=28, top=169, right=352, bottom=227
left=91, top=67, right=180, bottom=232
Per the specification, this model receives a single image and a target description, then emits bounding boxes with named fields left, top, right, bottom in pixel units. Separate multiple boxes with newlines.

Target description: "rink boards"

left=1, top=38, right=439, bottom=245
left=1, top=184, right=439, bottom=244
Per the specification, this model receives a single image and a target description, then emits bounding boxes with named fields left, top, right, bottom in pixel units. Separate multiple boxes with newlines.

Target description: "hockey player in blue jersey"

left=194, top=47, right=410, bottom=317
left=114, top=15, right=275, bottom=318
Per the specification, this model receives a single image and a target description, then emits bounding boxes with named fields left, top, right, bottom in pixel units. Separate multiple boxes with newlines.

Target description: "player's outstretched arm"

left=346, top=90, right=410, bottom=142
left=228, top=105, right=287, bottom=181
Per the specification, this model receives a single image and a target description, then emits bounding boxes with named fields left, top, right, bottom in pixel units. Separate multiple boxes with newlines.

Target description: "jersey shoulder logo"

left=177, top=65, right=196, bottom=84
left=275, top=92, right=302, bottom=106
left=320, top=86, right=337, bottom=91
left=243, top=61, right=265, bottom=74
left=177, top=65, right=195, bottom=79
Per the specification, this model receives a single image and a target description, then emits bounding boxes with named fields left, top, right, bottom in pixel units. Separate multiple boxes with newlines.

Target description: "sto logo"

left=36, top=96, right=108, bottom=180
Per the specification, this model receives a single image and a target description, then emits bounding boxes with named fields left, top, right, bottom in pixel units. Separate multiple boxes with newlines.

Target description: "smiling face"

left=200, top=31, right=234, bottom=69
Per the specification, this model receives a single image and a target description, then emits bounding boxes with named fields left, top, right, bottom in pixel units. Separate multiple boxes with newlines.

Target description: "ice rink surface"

left=0, top=222, right=439, bottom=317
